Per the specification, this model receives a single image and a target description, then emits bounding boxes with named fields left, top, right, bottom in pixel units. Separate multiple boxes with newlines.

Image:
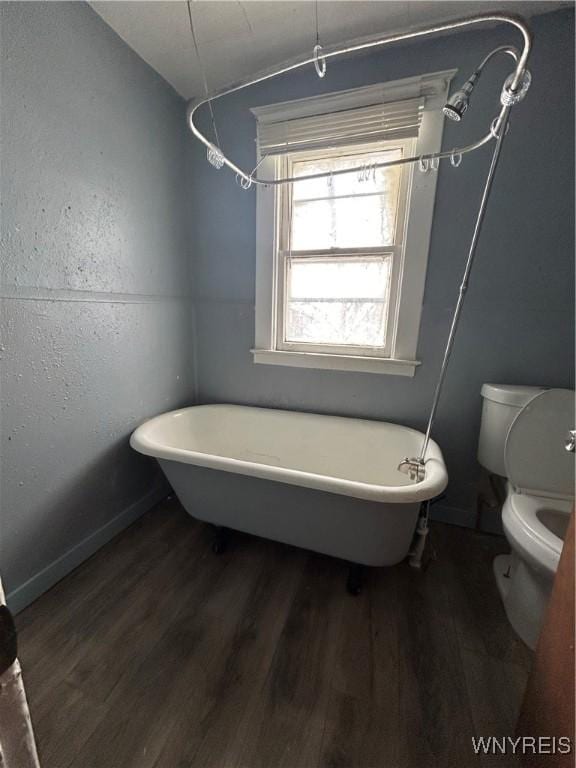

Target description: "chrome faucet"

left=566, top=429, right=576, bottom=453
left=398, top=457, right=426, bottom=482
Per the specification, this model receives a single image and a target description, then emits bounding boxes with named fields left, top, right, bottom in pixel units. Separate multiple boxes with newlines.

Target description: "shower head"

left=442, top=91, right=469, bottom=122
left=443, top=71, right=481, bottom=122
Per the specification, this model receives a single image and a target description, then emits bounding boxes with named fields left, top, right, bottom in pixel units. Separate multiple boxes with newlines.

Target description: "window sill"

left=251, top=349, right=420, bottom=377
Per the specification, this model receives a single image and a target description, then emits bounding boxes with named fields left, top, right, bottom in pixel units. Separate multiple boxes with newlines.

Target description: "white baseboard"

left=7, top=482, right=169, bottom=614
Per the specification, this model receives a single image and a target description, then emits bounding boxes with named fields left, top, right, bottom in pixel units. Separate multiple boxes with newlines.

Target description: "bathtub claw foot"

left=346, top=564, right=365, bottom=596
left=212, top=526, right=229, bottom=555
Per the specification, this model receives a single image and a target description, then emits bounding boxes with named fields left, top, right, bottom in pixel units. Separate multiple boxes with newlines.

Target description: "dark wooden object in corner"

left=516, top=510, right=575, bottom=767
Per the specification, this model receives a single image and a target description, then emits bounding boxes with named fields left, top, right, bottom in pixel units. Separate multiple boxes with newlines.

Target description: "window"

left=278, top=141, right=410, bottom=359
left=252, top=71, right=455, bottom=376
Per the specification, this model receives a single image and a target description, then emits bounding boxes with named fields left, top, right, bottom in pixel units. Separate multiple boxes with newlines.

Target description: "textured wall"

left=0, top=2, right=194, bottom=609
left=1, top=6, right=573, bottom=613
left=187, top=9, right=575, bottom=529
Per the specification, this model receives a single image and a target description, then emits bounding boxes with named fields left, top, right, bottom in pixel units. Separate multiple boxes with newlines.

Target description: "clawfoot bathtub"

left=130, top=405, right=448, bottom=567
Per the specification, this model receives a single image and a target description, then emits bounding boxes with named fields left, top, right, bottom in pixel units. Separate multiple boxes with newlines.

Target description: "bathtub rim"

left=130, top=404, right=448, bottom=504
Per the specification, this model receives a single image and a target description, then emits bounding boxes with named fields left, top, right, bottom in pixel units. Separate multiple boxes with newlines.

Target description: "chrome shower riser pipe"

left=418, top=106, right=512, bottom=465
left=186, top=13, right=531, bottom=187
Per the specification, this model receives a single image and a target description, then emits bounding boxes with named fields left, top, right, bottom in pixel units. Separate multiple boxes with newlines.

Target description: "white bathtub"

left=130, top=405, right=448, bottom=566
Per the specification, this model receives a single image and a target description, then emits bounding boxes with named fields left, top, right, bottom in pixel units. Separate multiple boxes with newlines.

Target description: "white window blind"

left=257, top=97, right=424, bottom=155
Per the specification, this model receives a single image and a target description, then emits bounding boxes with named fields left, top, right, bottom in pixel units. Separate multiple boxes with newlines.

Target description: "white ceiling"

left=90, top=1, right=569, bottom=100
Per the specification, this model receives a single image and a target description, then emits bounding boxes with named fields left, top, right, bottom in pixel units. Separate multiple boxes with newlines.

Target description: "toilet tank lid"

left=481, top=383, right=547, bottom=407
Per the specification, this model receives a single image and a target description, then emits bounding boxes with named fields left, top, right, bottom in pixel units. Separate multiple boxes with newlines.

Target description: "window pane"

left=292, top=194, right=398, bottom=250
left=290, top=147, right=403, bottom=250
left=287, top=302, right=386, bottom=346
left=289, top=258, right=387, bottom=299
left=285, top=257, right=390, bottom=347
left=292, top=148, right=403, bottom=200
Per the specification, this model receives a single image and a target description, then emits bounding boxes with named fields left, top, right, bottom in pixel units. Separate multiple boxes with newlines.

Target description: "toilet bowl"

left=479, top=386, right=575, bottom=650
left=495, top=492, right=572, bottom=649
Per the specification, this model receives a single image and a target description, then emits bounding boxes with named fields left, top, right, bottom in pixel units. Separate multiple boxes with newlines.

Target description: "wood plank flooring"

left=16, top=496, right=533, bottom=768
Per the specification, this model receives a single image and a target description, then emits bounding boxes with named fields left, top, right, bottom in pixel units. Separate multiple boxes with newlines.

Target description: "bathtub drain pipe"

left=409, top=501, right=431, bottom=569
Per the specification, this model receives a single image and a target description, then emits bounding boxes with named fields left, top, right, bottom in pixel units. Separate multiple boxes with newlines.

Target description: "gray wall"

left=187, top=9, right=575, bottom=528
left=0, top=2, right=194, bottom=610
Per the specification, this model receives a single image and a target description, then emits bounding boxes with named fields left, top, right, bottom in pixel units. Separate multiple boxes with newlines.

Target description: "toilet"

left=478, top=384, right=575, bottom=649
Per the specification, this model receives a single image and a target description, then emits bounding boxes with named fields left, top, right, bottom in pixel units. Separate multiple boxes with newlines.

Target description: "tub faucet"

left=398, top=457, right=426, bottom=482
left=566, top=429, right=576, bottom=453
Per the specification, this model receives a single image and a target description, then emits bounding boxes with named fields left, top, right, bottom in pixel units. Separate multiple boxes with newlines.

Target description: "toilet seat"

left=491, top=387, right=574, bottom=649
left=502, top=389, right=574, bottom=578
left=502, top=493, right=570, bottom=576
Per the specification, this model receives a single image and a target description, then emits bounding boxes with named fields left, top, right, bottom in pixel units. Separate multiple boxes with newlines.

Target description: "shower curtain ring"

left=418, top=156, right=429, bottom=173
left=313, top=44, right=327, bottom=78
left=490, top=116, right=511, bottom=139
left=235, top=173, right=253, bottom=190
left=431, top=155, right=440, bottom=171
left=450, top=150, right=462, bottom=168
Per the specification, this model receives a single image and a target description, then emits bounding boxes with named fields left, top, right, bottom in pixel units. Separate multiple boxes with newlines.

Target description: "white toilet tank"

left=478, top=384, right=546, bottom=476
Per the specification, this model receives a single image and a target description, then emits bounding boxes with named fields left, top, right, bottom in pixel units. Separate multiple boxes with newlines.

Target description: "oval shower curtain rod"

left=186, top=12, right=532, bottom=187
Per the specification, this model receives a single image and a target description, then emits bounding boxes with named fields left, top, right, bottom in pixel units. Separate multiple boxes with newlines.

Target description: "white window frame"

left=252, top=70, right=456, bottom=377
left=276, top=139, right=413, bottom=359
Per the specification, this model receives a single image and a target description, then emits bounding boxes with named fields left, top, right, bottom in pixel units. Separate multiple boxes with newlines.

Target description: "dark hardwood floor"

left=16, top=496, right=532, bottom=768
